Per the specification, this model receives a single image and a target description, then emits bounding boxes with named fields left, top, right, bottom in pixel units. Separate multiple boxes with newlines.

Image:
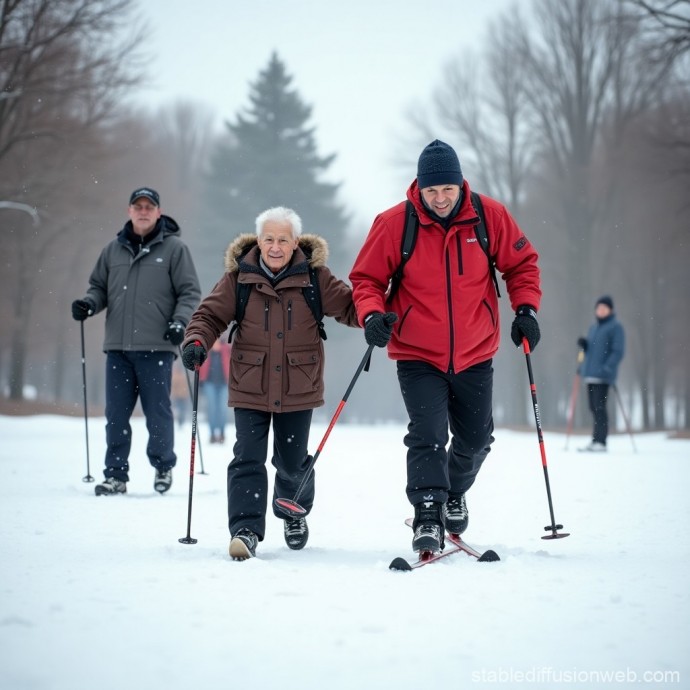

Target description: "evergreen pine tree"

left=201, top=52, right=348, bottom=285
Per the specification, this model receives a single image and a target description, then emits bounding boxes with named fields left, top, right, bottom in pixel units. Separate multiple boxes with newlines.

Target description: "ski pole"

left=522, top=338, right=570, bottom=540
left=179, top=364, right=201, bottom=545
left=79, top=321, right=94, bottom=483
left=178, top=345, right=206, bottom=475
left=275, top=343, right=375, bottom=517
left=612, top=384, right=637, bottom=453
left=564, top=349, right=584, bottom=450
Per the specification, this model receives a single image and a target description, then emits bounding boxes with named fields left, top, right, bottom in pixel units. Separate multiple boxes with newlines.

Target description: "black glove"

left=577, top=337, right=588, bottom=352
left=71, top=299, right=94, bottom=321
left=181, top=340, right=207, bottom=370
left=165, top=321, right=185, bottom=346
left=364, top=312, right=398, bottom=348
left=510, top=305, right=540, bottom=350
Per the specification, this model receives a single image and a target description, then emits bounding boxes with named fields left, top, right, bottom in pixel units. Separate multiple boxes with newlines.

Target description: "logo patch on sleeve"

left=513, top=236, right=528, bottom=251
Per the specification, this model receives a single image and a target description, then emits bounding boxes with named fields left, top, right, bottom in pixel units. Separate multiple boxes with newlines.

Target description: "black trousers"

left=397, top=359, right=494, bottom=506
left=228, top=408, right=313, bottom=540
left=587, top=383, right=610, bottom=444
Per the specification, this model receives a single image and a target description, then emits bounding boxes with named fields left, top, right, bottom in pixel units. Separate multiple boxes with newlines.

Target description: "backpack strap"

left=386, top=201, right=418, bottom=303
left=303, top=264, right=327, bottom=340
left=228, top=281, right=251, bottom=342
left=470, top=191, right=501, bottom=298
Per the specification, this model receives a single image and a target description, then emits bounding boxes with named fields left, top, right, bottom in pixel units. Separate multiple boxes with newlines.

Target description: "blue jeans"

left=103, top=351, right=176, bottom=481
left=204, top=381, right=228, bottom=438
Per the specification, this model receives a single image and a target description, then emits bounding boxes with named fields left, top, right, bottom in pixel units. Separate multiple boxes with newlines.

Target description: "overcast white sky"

left=137, top=0, right=515, bottom=228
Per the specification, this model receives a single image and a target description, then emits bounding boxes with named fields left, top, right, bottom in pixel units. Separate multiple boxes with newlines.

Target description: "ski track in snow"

left=1, top=415, right=688, bottom=690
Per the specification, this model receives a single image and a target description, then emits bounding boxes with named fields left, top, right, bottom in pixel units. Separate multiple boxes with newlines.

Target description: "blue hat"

left=596, top=295, right=614, bottom=310
left=417, top=140, right=463, bottom=189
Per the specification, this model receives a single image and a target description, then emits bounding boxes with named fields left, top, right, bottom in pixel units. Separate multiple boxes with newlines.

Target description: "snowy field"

left=1, top=414, right=688, bottom=690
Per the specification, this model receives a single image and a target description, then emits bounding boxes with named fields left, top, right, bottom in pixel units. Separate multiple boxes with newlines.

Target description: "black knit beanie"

left=596, top=295, right=614, bottom=310
left=417, top=140, right=463, bottom=189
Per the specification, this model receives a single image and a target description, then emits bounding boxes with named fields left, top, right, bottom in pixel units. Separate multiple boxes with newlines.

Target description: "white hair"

left=255, top=206, right=302, bottom=237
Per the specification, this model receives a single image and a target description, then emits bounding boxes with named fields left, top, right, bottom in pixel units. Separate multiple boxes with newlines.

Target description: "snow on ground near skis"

left=1, top=416, right=688, bottom=690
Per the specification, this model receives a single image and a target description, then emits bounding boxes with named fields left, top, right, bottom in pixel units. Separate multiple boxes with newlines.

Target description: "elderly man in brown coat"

left=182, top=206, right=359, bottom=560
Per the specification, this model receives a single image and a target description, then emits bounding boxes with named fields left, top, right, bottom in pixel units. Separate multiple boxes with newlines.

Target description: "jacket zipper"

left=287, top=299, right=292, bottom=330
left=445, top=247, right=455, bottom=374
left=264, top=299, right=269, bottom=331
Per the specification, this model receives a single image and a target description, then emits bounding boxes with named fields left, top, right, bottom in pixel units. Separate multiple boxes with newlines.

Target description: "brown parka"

left=182, top=233, right=359, bottom=413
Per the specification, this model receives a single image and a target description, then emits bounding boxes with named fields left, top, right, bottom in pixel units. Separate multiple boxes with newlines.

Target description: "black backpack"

left=387, top=191, right=500, bottom=303
left=229, top=263, right=326, bottom=342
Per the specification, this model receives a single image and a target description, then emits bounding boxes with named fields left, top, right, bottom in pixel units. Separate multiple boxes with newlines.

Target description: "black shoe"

left=154, top=468, right=173, bottom=494
left=229, top=528, right=258, bottom=560
left=443, top=494, right=468, bottom=535
left=94, top=477, right=127, bottom=496
left=412, top=500, right=445, bottom=553
left=284, top=517, right=309, bottom=550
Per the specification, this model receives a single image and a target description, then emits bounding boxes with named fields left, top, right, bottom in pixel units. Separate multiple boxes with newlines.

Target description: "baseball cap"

left=129, top=187, right=160, bottom=206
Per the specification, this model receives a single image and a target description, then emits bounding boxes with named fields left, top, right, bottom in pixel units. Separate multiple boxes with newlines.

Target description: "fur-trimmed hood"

left=224, top=233, right=329, bottom=273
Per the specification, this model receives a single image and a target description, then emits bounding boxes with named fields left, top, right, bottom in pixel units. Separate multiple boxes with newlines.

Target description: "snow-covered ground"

left=1, top=414, right=688, bottom=690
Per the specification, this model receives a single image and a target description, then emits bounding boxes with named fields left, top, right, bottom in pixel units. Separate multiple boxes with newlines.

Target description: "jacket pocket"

left=286, top=349, right=321, bottom=396
left=482, top=299, right=496, bottom=328
left=230, top=348, right=266, bottom=394
left=397, top=305, right=412, bottom=339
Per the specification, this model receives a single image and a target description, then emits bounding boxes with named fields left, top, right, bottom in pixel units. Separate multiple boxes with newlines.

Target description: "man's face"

left=258, top=220, right=298, bottom=272
left=420, top=184, right=461, bottom=218
left=128, top=198, right=161, bottom=236
left=595, top=304, right=612, bottom=319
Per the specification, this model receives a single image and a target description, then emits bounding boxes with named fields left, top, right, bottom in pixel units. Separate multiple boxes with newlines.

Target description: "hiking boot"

left=578, top=441, right=607, bottom=453
left=412, top=500, right=445, bottom=553
left=154, top=468, right=173, bottom=493
left=229, top=528, right=258, bottom=560
left=94, top=477, right=127, bottom=496
left=284, top=516, right=309, bottom=550
left=443, top=494, right=469, bottom=535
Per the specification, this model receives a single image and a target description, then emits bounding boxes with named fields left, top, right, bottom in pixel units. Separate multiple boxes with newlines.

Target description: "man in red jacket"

left=350, top=140, right=542, bottom=554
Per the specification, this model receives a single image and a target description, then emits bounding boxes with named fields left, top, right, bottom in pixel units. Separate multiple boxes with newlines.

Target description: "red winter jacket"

left=199, top=341, right=231, bottom=383
left=349, top=179, right=541, bottom=373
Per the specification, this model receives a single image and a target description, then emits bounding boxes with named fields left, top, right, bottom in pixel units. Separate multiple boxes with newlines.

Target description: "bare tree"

left=0, top=0, right=147, bottom=400
left=626, top=0, right=690, bottom=59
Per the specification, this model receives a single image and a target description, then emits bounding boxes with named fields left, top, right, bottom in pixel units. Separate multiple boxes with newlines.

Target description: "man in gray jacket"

left=72, top=187, right=201, bottom=495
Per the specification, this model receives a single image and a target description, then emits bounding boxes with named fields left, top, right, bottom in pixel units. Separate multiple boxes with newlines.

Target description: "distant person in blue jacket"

left=577, top=296, right=625, bottom=452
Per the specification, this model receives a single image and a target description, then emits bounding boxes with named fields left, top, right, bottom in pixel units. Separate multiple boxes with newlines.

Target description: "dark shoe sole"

left=285, top=537, right=308, bottom=550
left=412, top=537, right=442, bottom=553
left=154, top=474, right=172, bottom=493
left=94, top=486, right=126, bottom=496
left=444, top=520, right=468, bottom=535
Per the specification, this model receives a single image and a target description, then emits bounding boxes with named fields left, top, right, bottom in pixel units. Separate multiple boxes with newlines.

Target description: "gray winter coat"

left=84, top=215, right=201, bottom=354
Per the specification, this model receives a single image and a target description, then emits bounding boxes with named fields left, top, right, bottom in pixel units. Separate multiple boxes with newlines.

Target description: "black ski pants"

left=228, top=407, right=313, bottom=540
left=103, top=350, right=176, bottom=481
left=587, top=383, right=610, bottom=445
left=397, top=359, right=494, bottom=506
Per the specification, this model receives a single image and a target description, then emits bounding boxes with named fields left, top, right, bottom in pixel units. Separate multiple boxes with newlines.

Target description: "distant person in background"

left=71, top=187, right=200, bottom=495
left=577, top=295, right=625, bottom=453
left=200, top=337, right=231, bottom=443
left=171, top=363, right=190, bottom=428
